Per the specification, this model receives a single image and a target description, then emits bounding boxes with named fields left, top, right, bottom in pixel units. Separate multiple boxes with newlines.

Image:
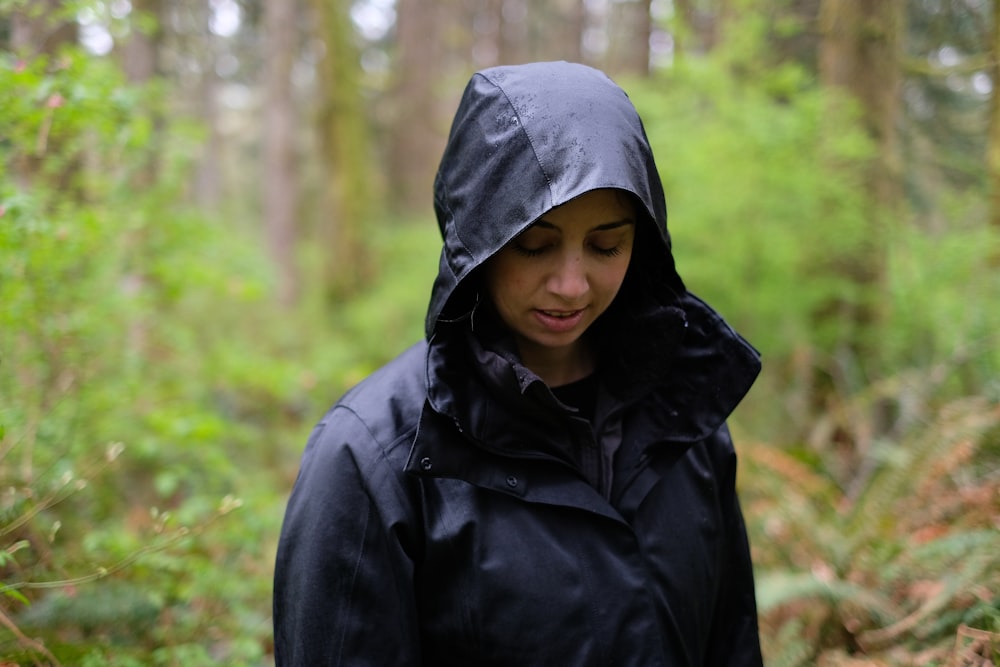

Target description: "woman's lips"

left=533, top=308, right=586, bottom=333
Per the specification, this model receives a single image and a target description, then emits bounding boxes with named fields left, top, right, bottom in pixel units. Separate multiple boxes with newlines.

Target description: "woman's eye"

left=589, top=233, right=628, bottom=257
left=593, top=245, right=623, bottom=257
left=512, top=243, right=548, bottom=257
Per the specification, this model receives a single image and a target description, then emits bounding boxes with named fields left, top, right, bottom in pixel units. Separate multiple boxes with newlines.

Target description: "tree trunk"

left=263, top=0, right=300, bottom=305
left=817, top=0, right=905, bottom=439
left=989, top=0, right=1000, bottom=237
left=607, top=0, right=651, bottom=76
left=673, top=0, right=724, bottom=58
left=310, top=0, right=376, bottom=300
left=469, top=0, right=502, bottom=67
left=499, top=0, right=530, bottom=64
left=121, top=0, right=162, bottom=83
left=9, top=0, right=78, bottom=191
left=10, top=0, right=77, bottom=56
left=819, top=0, right=904, bottom=212
left=120, top=0, right=163, bottom=190
left=549, top=0, right=585, bottom=65
left=390, top=0, right=444, bottom=213
left=819, top=0, right=903, bottom=303
left=192, top=1, right=224, bottom=209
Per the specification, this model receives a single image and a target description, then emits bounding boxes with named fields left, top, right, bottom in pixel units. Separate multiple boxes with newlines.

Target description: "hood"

left=426, top=61, right=684, bottom=338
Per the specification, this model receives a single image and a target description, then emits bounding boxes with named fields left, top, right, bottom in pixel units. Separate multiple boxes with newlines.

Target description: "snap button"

left=420, top=457, right=433, bottom=471
left=505, top=475, right=518, bottom=489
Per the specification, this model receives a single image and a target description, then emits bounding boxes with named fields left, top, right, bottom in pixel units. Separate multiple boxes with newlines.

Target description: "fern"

left=842, top=397, right=999, bottom=559
left=757, top=571, right=899, bottom=621
left=761, top=616, right=815, bottom=667
left=748, top=384, right=1000, bottom=662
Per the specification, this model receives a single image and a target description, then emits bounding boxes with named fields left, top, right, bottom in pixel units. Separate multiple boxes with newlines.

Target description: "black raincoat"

left=274, top=61, right=764, bottom=666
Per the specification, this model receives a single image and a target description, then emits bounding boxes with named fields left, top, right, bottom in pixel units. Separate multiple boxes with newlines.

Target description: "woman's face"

left=485, top=189, right=636, bottom=384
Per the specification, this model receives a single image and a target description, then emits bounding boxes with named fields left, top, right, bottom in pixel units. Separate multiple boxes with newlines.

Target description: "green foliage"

left=630, top=61, right=874, bottom=365
left=883, top=203, right=1000, bottom=386
left=1, top=2, right=996, bottom=665
left=630, top=43, right=1000, bottom=446
left=0, top=38, right=442, bottom=664
left=628, top=58, right=882, bottom=443
left=743, top=391, right=1000, bottom=665
left=0, top=47, right=277, bottom=664
left=326, top=222, right=440, bottom=373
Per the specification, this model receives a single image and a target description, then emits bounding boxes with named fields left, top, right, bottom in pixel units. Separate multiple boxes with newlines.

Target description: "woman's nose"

left=547, top=253, right=588, bottom=300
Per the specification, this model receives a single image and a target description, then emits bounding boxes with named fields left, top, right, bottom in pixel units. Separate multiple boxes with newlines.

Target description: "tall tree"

left=121, top=0, right=162, bottom=83
left=818, top=0, right=904, bottom=359
left=672, top=0, right=726, bottom=58
left=120, top=0, right=164, bottom=191
left=541, top=0, right=585, bottom=65
left=989, top=0, right=1000, bottom=234
left=469, top=0, right=504, bottom=67
left=263, top=0, right=301, bottom=305
left=607, top=0, right=652, bottom=76
left=819, top=0, right=904, bottom=212
left=310, top=0, right=376, bottom=299
left=518, top=0, right=584, bottom=65
left=812, top=0, right=907, bottom=450
left=499, top=0, right=530, bottom=63
left=899, top=0, right=990, bottom=230
left=194, top=0, right=224, bottom=209
left=390, top=0, right=445, bottom=213
left=8, top=0, right=77, bottom=187
left=9, top=0, right=76, bottom=56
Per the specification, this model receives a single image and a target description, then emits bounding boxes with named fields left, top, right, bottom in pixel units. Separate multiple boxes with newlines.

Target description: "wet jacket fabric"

left=274, top=62, right=764, bottom=666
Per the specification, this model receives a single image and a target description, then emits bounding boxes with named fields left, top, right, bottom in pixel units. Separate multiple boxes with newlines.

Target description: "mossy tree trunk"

left=818, top=0, right=904, bottom=373
left=310, top=0, right=377, bottom=301
left=120, top=0, right=164, bottom=189
left=263, top=0, right=301, bottom=306
left=988, top=0, right=1000, bottom=241
left=607, top=0, right=652, bottom=76
left=672, top=0, right=725, bottom=58
left=8, top=0, right=77, bottom=192
left=820, top=0, right=904, bottom=213
left=389, top=0, right=444, bottom=214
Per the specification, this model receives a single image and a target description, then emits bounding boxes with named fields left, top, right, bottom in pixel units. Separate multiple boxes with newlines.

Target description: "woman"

left=273, top=61, right=763, bottom=666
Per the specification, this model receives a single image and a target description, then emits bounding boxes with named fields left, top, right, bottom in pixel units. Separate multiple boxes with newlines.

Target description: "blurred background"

left=1, top=0, right=999, bottom=664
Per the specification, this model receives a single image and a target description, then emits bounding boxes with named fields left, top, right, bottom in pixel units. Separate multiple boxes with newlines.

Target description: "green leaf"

left=0, top=584, right=29, bottom=606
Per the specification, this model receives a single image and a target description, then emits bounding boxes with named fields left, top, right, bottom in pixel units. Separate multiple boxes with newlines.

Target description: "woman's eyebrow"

left=591, top=219, right=635, bottom=232
left=530, top=218, right=635, bottom=231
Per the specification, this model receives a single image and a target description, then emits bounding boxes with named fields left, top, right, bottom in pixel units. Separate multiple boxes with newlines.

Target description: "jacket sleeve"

left=705, top=425, right=764, bottom=667
left=273, top=407, right=421, bottom=666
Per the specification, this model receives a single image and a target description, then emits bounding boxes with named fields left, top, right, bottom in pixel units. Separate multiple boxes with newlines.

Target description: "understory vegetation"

left=2, top=27, right=998, bottom=667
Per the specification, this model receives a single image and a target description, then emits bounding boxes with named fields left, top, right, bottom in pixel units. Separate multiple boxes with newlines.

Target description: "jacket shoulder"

left=338, top=341, right=427, bottom=411
left=318, top=341, right=428, bottom=464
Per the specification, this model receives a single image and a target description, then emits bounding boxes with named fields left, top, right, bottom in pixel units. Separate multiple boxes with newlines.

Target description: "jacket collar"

left=639, top=292, right=761, bottom=443
left=404, top=291, right=759, bottom=523
left=417, top=290, right=760, bottom=458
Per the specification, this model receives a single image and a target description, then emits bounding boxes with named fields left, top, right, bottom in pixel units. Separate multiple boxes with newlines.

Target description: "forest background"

left=1, top=0, right=999, bottom=665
